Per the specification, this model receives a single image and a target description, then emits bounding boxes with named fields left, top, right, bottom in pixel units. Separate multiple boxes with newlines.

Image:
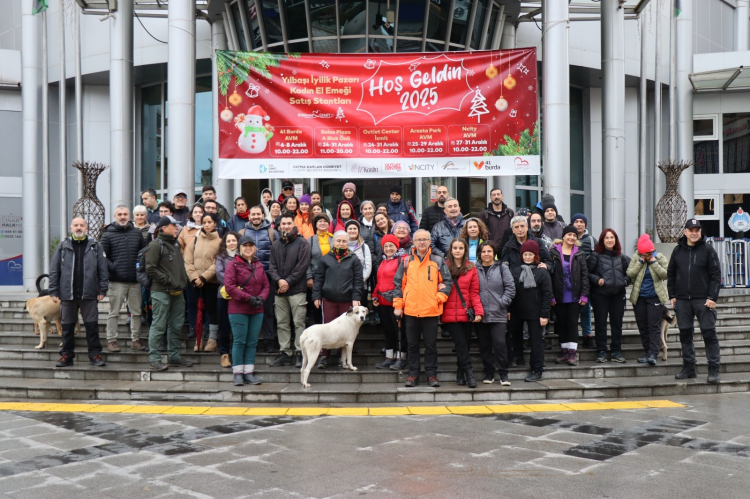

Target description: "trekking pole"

left=396, top=317, right=403, bottom=380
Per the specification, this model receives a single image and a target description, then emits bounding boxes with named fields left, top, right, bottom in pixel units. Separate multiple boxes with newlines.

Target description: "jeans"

left=509, top=315, right=545, bottom=373
left=675, top=298, right=721, bottom=368
left=217, top=298, right=232, bottom=355
left=405, top=316, right=439, bottom=378
left=591, top=290, right=627, bottom=353
left=476, top=322, right=508, bottom=376
left=106, top=281, right=142, bottom=341
left=149, top=291, right=185, bottom=363
left=60, top=299, right=101, bottom=361
left=580, top=301, right=592, bottom=337
left=229, top=313, right=264, bottom=374
left=442, top=322, right=473, bottom=372
left=275, top=292, right=307, bottom=356
left=634, top=296, right=662, bottom=358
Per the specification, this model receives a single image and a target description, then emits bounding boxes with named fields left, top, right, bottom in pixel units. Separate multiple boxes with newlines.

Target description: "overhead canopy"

left=689, top=66, right=750, bottom=92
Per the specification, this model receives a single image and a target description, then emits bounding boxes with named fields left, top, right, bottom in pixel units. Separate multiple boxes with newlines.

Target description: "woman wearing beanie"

left=333, top=199, right=355, bottom=232
left=372, top=234, right=409, bottom=369
left=341, top=182, right=361, bottom=218
left=294, top=194, right=315, bottom=239
left=549, top=225, right=590, bottom=366
left=346, top=220, right=372, bottom=289
left=441, top=238, right=484, bottom=388
left=225, top=235, right=270, bottom=386
left=312, top=230, right=364, bottom=368
left=215, top=231, right=242, bottom=368
left=588, top=229, right=631, bottom=363
left=509, top=239, right=553, bottom=382
left=627, top=234, right=669, bottom=365
left=306, top=213, right=333, bottom=326
left=227, top=197, right=250, bottom=232
left=475, top=240, right=516, bottom=385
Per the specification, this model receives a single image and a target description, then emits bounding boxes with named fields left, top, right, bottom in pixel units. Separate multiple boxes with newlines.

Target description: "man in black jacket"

left=269, top=213, right=311, bottom=367
left=479, top=188, right=515, bottom=253
left=49, top=217, right=109, bottom=368
left=501, top=216, right=552, bottom=271
left=419, top=185, right=449, bottom=232
left=668, top=219, right=722, bottom=384
left=171, top=189, right=191, bottom=225
left=100, top=206, right=147, bottom=352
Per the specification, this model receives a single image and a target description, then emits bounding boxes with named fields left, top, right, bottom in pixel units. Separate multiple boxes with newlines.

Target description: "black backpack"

left=136, top=239, right=164, bottom=289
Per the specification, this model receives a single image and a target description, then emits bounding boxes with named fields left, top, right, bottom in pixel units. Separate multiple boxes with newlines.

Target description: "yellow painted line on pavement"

left=0, top=400, right=686, bottom=416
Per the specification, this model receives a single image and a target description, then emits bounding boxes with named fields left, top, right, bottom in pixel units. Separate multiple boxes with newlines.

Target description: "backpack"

left=136, top=239, right=164, bottom=289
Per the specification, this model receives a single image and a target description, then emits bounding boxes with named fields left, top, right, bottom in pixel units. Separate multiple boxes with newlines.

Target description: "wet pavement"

left=0, top=394, right=749, bottom=498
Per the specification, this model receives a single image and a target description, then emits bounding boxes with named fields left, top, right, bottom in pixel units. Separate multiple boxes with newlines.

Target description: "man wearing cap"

left=278, top=181, right=295, bottom=203
left=171, top=190, right=191, bottom=225
left=387, top=185, right=419, bottom=235
left=668, top=219, right=722, bottom=384
left=479, top=188, right=515, bottom=252
left=419, top=185, right=450, bottom=233
left=144, top=216, right=194, bottom=371
left=571, top=213, right=597, bottom=348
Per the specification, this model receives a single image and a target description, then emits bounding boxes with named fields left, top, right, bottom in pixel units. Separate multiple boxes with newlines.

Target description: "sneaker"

left=55, top=354, right=73, bottom=367
left=675, top=365, right=697, bottom=379
left=483, top=373, right=494, bottom=384
left=647, top=356, right=658, bottom=366
left=707, top=366, right=721, bottom=384
left=596, top=351, right=608, bottom=363
left=376, top=358, right=397, bottom=369
left=555, top=349, right=568, bottom=364
left=150, top=361, right=168, bottom=371
left=428, top=376, right=440, bottom=388
left=611, top=352, right=626, bottom=363
left=582, top=336, right=595, bottom=349
left=167, top=358, right=194, bottom=367
left=525, top=371, right=543, bottom=382
left=295, top=352, right=303, bottom=368
left=405, top=376, right=419, bottom=387
left=220, top=354, right=232, bottom=368
left=244, top=373, right=262, bottom=385
left=130, top=339, right=147, bottom=351
left=390, top=358, right=407, bottom=370
left=567, top=349, right=578, bottom=366
left=637, top=356, right=649, bottom=364
left=271, top=353, right=293, bottom=367
left=317, top=356, right=328, bottom=369
left=499, top=374, right=511, bottom=386
left=89, top=355, right=106, bottom=367
left=233, top=373, right=244, bottom=386
left=107, top=341, right=120, bottom=353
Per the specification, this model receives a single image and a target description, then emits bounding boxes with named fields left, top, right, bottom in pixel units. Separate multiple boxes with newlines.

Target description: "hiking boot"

left=167, top=358, right=194, bottom=367
left=130, top=339, right=147, bottom=351
left=499, top=373, right=511, bottom=386
left=675, top=365, right=697, bottom=379
left=582, top=336, right=595, bottom=349
left=707, top=366, right=721, bottom=384
left=404, top=376, right=419, bottom=387
left=525, top=371, right=543, bottom=382
left=647, top=355, right=658, bottom=366
left=107, top=341, right=120, bottom=352
left=376, top=358, right=397, bottom=369
left=233, top=374, right=244, bottom=386
left=316, top=356, right=328, bottom=369
left=271, top=353, right=293, bottom=367
left=428, top=376, right=440, bottom=388
left=555, top=349, right=568, bottom=364
left=483, top=373, right=494, bottom=384
left=204, top=339, right=218, bottom=352
left=90, top=355, right=106, bottom=367
left=456, top=369, right=466, bottom=386
left=220, top=354, right=231, bottom=368
left=150, top=361, right=168, bottom=371
left=55, top=354, right=73, bottom=367
left=611, top=352, right=626, bottom=363
left=596, top=351, right=608, bottom=363
left=465, top=369, right=477, bottom=389
left=337, top=358, right=344, bottom=368
left=244, top=373, right=262, bottom=385
left=295, top=352, right=303, bottom=368
left=390, top=358, right=407, bottom=370
left=567, top=349, right=578, bottom=366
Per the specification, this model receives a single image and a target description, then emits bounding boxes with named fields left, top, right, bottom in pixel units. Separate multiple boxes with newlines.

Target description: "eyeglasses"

left=414, top=238, right=430, bottom=242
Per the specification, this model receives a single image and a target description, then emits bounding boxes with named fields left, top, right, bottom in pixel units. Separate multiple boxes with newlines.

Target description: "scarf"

left=383, top=248, right=405, bottom=261
left=447, top=216, right=462, bottom=228
left=186, top=220, right=199, bottom=230
left=520, top=265, right=537, bottom=289
left=333, top=246, right=349, bottom=261
left=398, top=235, right=412, bottom=249
left=236, top=211, right=249, bottom=220
left=347, top=239, right=360, bottom=252
left=280, top=226, right=299, bottom=244
left=361, top=217, right=373, bottom=228
left=318, top=232, right=332, bottom=255
left=226, top=249, right=236, bottom=258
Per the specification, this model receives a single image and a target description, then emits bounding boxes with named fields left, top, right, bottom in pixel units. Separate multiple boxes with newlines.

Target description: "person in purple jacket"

left=225, top=235, right=270, bottom=386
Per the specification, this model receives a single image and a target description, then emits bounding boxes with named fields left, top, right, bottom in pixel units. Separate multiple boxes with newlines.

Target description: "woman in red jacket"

left=225, top=235, right=270, bottom=387
left=441, top=238, right=484, bottom=388
left=372, top=234, right=408, bottom=370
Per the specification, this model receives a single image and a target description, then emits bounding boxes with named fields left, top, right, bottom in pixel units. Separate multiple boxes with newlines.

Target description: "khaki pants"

left=274, top=292, right=307, bottom=356
left=107, top=281, right=143, bottom=341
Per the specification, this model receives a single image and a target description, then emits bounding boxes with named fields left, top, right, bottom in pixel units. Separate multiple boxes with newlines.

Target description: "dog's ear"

left=346, top=307, right=354, bottom=314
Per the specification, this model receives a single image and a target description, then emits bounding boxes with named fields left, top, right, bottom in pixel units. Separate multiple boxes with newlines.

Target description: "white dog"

left=299, top=306, right=368, bottom=388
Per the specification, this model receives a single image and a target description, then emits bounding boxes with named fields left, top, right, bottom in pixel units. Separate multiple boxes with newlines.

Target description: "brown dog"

left=24, top=275, right=79, bottom=349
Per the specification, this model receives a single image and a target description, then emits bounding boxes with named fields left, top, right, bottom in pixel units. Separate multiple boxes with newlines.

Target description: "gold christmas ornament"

left=503, top=75, right=516, bottom=90
left=229, top=90, right=242, bottom=107
left=485, top=64, right=498, bottom=79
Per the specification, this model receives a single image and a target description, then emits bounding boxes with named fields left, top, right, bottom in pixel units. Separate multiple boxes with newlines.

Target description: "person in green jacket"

left=145, top=216, right=194, bottom=371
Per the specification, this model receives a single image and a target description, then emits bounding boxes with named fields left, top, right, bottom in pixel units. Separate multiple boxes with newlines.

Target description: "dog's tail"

left=35, top=274, right=50, bottom=297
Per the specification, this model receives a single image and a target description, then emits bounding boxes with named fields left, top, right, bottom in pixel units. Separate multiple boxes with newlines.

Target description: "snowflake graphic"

left=528, top=85, right=533, bottom=91
left=264, top=89, right=270, bottom=94
left=320, top=60, right=330, bottom=69
left=292, top=70, right=297, bottom=75
left=525, top=113, right=530, bottom=117
left=468, top=70, right=475, bottom=76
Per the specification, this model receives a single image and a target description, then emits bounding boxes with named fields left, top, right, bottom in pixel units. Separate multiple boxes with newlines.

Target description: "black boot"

left=456, top=369, right=466, bottom=386
left=675, top=364, right=697, bottom=379
left=465, top=369, right=477, bottom=388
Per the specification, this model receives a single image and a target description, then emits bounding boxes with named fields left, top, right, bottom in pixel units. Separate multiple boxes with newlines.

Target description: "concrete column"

left=638, top=6, right=648, bottom=235
left=736, top=0, right=749, bottom=51
left=601, top=0, right=626, bottom=235
left=542, top=0, right=571, bottom=220
left=676, top=0, right=694, bottom=218
left=168, top=0, right=196, bottom=200
left=110, top=0, right=134, bottom=214
left=21, top=0, right=43, bottom=291
left=59, top=6, right=68, bottom=239
left=498, top=19, right=516, bottom=209
left=212, top=19, right=231, bottom=203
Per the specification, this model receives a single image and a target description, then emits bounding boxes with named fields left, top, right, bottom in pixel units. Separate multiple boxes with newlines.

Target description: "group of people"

left=47, top=181, right=723, bottom=388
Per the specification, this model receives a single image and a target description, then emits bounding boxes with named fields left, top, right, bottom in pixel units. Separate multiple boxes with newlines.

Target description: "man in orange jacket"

left=393, top=229, right=453, bottom=388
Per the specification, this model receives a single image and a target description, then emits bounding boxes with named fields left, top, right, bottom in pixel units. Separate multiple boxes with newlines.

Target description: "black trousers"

left=591, top=290, right=627, bottom=353
left=633, top=296, right=662, bottom=358
left=60, top=299, right=102, bottom=361
left=675, top=298, right=721, bottom=368
left=442, top=322, right=473, bottom=372
left=200, top=283, right=219, bottom=326
left=476, top=322, right=508, bottom=376
left=378, top=305, right=404, bottom=353
left=261, top=273, right=276, bottom=340
left=405, top=316, right=439, bottom=378
left=553, top=302, right=581, bottom=345
left=217, top=297, right=233, bottom=355
left=508, top=315, right=545, bottom=373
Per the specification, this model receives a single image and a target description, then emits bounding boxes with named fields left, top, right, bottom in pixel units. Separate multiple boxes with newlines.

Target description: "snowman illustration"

left=235, top=105, right=273, bottom=154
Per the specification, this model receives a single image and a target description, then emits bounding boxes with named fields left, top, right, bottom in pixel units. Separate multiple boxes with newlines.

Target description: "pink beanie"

left=342, top=182, right=356, bottom=193
left=637, top=234, right=655, bottom=254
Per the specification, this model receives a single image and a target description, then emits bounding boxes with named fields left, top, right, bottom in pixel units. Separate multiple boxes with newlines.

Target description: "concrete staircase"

left=0, top=291, right=749, bottom=404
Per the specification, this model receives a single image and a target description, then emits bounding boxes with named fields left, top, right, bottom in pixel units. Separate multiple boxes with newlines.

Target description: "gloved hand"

left=248, top=296, right=264, bottom=308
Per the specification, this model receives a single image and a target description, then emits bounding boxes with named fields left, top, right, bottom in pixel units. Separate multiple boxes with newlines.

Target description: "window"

left=723, top=113, right=750, bottom=174
left=693, top=115, right=718, bottom=140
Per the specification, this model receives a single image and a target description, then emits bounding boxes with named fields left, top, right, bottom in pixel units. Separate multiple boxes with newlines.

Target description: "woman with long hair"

left=372, top=234, right=408, bottom=369
left=215, top=231, right=242, bottom=368
left=225, top=235, right=270, bottom=386
left=294, top=194, right=315, bottom=238
left=372, top=212, right=393, bottom=265
left=310, top=201, right=324, bottom=220
left=588, top=228, right=631, bottom=364
left=260, top=188, right=274, bottom=220
left=282, top=195, right=299, bottom=219
left=345, top=220, right=372, bottom=295
left=178, top=203, right=204, bottom=251
left=341, top=182, right=361, bottom=218
left=268, top=200, right=282, bottom=227
left=550, top=225, right=590, bottom=366
left=227, top=197, right=250, bottom=232
left=333, top=199, right=355, bottom=232
left=441, top=238, right=484, bottom=388
left=460, top=218, right=489, bottom=262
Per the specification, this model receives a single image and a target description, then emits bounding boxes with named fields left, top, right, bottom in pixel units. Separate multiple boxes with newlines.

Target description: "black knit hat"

left=562, top=225, right=578, bottom=238
left=542, top=203, right=557, bottom=215
left=313, top=213, right=330, bottom=228
left=390, top=184, right=403, bottom=195
left=345, top=219, right=360, bottom=231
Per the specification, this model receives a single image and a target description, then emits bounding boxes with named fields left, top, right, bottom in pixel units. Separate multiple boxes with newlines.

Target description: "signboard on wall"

left=217, top=49, right=539, bottom=179
left=0, top=206, right=22, bottom=287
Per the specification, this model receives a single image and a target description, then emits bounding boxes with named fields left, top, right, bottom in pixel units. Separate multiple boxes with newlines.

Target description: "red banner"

left=217, top=49, right=539, bottom=179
